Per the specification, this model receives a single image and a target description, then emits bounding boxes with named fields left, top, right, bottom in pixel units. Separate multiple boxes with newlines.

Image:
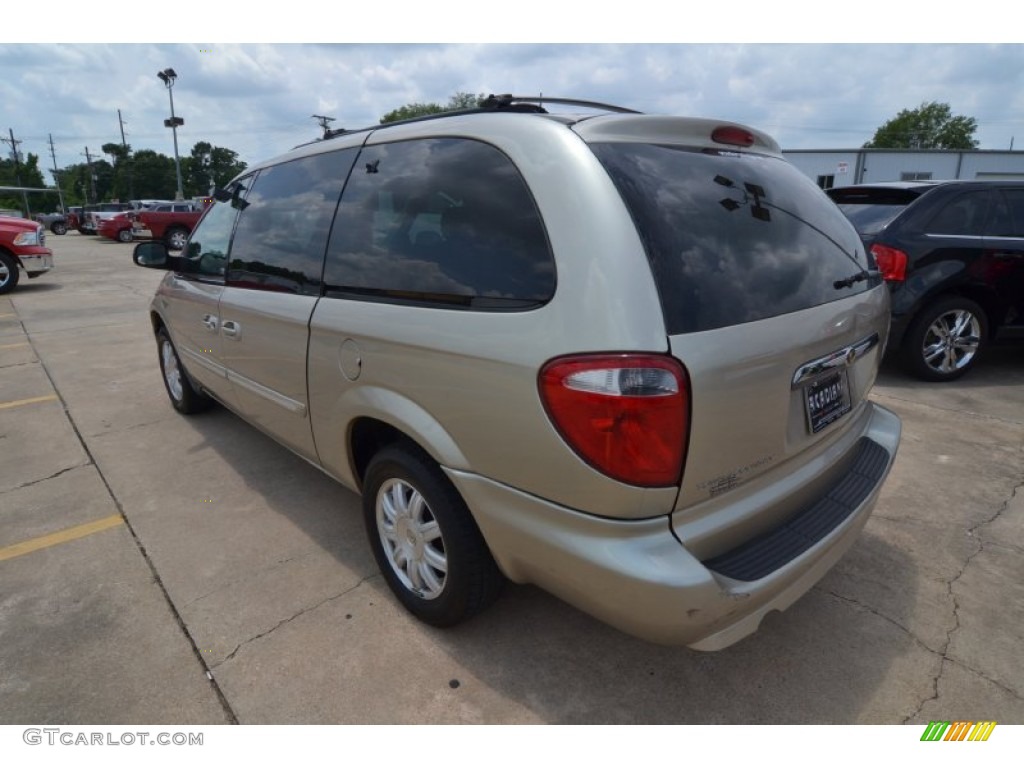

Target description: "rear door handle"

left=222, top=320, right=241, bottom=339
left=202, top=314, right=218, bottom=331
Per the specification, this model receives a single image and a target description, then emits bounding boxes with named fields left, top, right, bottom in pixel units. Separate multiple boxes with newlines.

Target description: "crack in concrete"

left=212, top=574, right=380, bottom=669
left=822, top=588, right=944, bottom=655
left=0, top=361, right=38, bottom=370
left=903, top=456, right=1024, bottom=723
left=5, top=462, right=92, bottom=492
left=180, top=547, right=324, bottom=609
left=84, top=417, right=172, bottom=439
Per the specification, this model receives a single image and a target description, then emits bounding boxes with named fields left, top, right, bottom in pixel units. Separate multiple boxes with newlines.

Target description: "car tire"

left=156, top=328, right=212, bottom=414
left=902, top=296, right=988, bottom=382
left=0, top=252, right=20, bottom=295
left=363, top=444, right=504, bottom=627
left=165, top=227, right=188, bottom=251
left=51, top=221, right=68, bottom=236
left=117, top=228, right=133, bottom=243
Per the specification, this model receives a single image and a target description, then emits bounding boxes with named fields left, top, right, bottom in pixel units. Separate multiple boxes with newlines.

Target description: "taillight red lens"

left=539, top=354, right=689, bottom=487
left=870, top=244, right=908, bottom=282
left=711, top=126, right=755, bottom=147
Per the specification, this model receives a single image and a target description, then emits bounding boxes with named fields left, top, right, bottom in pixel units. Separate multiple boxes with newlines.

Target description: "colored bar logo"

left=920, top=721, right=997, bottom=741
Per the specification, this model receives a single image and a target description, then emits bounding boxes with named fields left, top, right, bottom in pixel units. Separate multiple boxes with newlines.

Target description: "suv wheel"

left=902, top=296, right=988, bottom=381
left=157, top=328, right=212, bottom=414
left=117, top=228, right=133, bottom=243
left=0, top=252, right=20, bottom=294
left=165, top=227, right=188, bottom=251
left=51, top=221, right=68, bottom=236
left=363, top=445, right=503, bottom=627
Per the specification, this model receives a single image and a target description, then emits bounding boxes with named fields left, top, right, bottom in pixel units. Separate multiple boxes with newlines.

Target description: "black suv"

left=828, top=181, right=1024, bottom=381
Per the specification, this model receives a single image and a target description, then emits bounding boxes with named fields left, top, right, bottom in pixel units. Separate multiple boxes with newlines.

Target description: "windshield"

left=591, top=143, right=873, bottom=335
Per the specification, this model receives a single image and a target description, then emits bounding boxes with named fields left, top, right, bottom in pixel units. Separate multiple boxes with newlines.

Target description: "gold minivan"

left=134, top=96, right=901, bottom=649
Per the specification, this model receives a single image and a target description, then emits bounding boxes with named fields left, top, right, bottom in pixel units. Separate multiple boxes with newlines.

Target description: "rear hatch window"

left=826, top=187, right=923, bottom=236
left=590, top=143, right=872, bottom=335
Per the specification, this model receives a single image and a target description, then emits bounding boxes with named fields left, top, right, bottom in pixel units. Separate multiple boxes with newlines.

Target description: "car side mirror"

left=133, top=241, right=175, bottom=269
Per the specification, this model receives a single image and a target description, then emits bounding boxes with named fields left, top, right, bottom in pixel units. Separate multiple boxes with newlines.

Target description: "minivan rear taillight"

left=539, top=354, right=689, bottom=487
left=870, top=244, right=908, bottom=282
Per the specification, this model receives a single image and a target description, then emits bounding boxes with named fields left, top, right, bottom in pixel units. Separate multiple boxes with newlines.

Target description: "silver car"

left=134, top=95, right=900, bottom=650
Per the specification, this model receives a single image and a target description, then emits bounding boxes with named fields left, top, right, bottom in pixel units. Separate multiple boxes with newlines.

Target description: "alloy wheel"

left=375, top=478, right=448, bottom=600
left=921, top=308, right=981, bottom=375
left=161, top=339, right=184, bottom=403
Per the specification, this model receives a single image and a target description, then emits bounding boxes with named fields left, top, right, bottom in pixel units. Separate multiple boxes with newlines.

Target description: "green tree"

left=102, top=142, right=135, bottom=201
left=864, top=101, right=979, bottom=150
left=183, top=142, right=248, bottom=197
left=130, top=150, right=178, bottom=199
left=0, top=152, right=49, bottom=214
left=380, top=92, right=485, bottom=124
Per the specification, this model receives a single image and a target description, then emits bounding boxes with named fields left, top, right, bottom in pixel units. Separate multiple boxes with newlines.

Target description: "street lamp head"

left=157, top=68, right=177, bottom=86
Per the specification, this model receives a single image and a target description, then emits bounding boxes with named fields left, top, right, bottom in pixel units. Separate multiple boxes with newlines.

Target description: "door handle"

left=202, top=314, right=218, bottom=331
left=222, top=320, right=241, bottom=339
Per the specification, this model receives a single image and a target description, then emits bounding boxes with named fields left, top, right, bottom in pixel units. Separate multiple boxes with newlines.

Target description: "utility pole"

left=312, top=114, right=336, bottom=139
left=2, top=128, right=31, bottom=216
left=82, top=146, right=97, bottom=204
left=47, top=134, right=67, bottom=214
left=118, top=109, right=134, bottom=199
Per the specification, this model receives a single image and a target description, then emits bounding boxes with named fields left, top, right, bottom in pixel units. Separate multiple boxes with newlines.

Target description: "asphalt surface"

left=1, top=233, right=1022, bottom=724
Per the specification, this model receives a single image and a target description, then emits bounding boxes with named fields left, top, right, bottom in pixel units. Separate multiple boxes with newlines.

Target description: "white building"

left=783, top=148, right=1024, bottom=188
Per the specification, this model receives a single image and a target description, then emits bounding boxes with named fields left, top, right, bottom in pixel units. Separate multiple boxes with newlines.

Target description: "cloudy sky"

left=4, top=5, right=1022, bottom=186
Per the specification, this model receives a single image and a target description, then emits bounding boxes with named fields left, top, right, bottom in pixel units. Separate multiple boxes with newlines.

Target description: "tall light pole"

left=157, top=68, right=185, bottom=200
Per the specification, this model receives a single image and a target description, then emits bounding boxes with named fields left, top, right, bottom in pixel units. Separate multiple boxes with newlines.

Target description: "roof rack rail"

left=319, top=94, right=641, bottom=141
left=479, top=94, right=642, bottom=114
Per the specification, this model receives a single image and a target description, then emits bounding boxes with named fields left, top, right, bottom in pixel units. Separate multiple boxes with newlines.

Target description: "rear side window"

left=991, top=189, right=1024, bottom=237
left=227, top=149, right=356, bottom=295
left=591, top=143, right=871, bottom=334
left=323, top=138, right=555, bottom=309
left=925, top=191, right=992, bottom=236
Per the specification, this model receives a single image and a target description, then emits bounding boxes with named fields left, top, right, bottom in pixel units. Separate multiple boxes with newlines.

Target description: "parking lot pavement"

left=2, top=233, right=1022, bottom=724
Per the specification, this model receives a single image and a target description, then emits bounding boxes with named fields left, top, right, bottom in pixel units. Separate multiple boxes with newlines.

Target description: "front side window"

left=179, top=184, right=251, bottom=279
left=323, top=137, right=555, bottom=309
left=226, top=149, right=356, bottom=295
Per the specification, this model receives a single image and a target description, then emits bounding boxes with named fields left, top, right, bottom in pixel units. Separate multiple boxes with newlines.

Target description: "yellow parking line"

left=0, top=515, right=125, bottom=562
left=0, top=342, right=30, bottom=350
left=0, top=394, right=59, bottom=410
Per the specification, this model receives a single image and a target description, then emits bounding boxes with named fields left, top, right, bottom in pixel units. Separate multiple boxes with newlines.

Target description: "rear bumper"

left=447, top=401, right=900, bottom=649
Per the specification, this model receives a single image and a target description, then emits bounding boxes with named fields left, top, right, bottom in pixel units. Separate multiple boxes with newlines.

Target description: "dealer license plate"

left=804, top=370, right=851, bottom=433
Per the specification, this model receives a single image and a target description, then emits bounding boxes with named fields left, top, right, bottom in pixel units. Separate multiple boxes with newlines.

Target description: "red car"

left=97, top=212, right=135, bottom=243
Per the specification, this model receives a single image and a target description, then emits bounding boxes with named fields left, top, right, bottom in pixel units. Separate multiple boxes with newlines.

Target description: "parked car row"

left=44, top=199, right=209, bottom=249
